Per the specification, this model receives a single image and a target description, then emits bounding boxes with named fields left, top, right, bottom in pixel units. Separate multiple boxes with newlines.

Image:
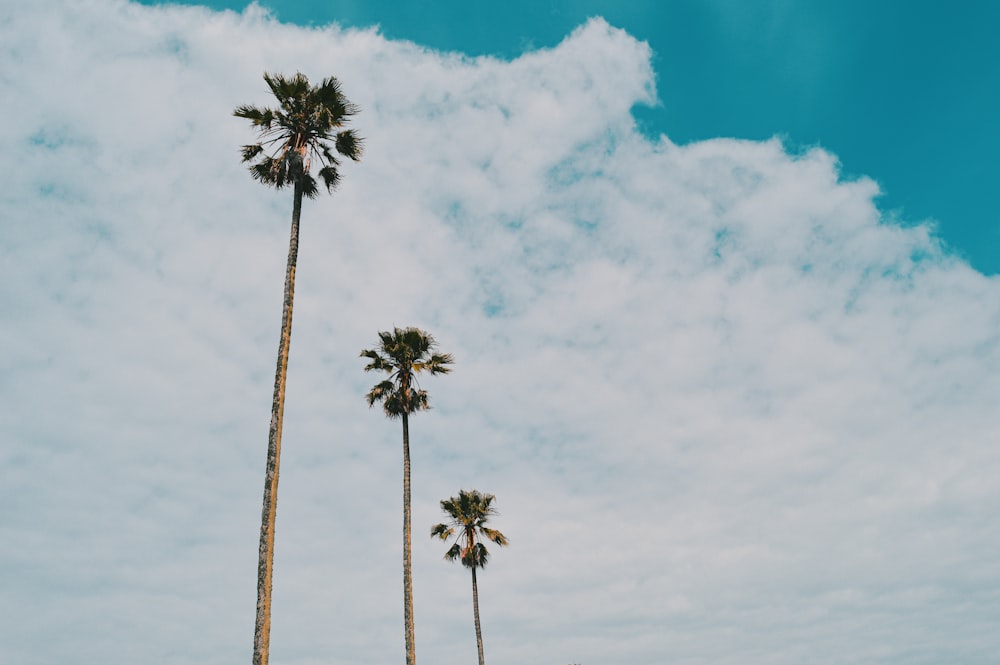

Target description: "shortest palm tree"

left=431, top=489, right=509, bottom=665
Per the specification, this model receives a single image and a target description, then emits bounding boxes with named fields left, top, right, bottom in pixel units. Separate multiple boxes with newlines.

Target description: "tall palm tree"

left=361, top=327, right=453, bottom=665
left=431, top=489, right=509, bottom=665
left=235, top=71, right=362, bottom=665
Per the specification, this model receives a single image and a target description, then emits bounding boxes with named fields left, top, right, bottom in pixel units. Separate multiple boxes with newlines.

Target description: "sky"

left=1, top=2, right=999, bottom=665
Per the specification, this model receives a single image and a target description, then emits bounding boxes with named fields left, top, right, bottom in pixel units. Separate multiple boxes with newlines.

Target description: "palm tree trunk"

left=253, top=177, right=303, bottom=665
left=471, top=567, right=485, bottom=665
left=402, top=412, right=416, bottom=665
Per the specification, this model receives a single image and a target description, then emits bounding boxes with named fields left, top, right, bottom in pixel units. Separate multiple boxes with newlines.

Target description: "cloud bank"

left=2, top=2, right=998, bottom=664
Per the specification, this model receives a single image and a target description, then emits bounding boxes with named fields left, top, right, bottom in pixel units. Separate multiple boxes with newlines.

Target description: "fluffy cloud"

left=2, top=2, right=998, bottom=664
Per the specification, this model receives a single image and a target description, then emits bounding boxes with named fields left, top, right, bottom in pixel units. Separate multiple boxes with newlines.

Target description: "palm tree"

left=431, top=489, right=509, bottom=665
left=235, top=71, right=362, bottom=665
left=361, top=327, right=453, bottom=665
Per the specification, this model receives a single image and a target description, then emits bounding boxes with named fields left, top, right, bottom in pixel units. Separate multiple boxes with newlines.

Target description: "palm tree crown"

left=234, top=71, right=362, bottom=197
left=432, top=490, right=509, bottom=569
left=361, top=327, right=454, bottom=416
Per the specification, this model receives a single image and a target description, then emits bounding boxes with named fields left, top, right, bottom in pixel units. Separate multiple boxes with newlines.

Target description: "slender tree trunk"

left=253, top=177, right=303, bottom=665
left=402, top=412, right=416, bottom=665
left=471, top=567, right=485, bottom=665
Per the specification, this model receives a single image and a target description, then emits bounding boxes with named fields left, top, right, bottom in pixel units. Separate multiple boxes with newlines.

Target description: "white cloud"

left=2, top=2, right=998, bottom=664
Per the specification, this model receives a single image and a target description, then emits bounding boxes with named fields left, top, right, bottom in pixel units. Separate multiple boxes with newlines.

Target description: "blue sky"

left=3, top=2, right=1000, bottom=665
left=144, top=0, right=1000, bottom=274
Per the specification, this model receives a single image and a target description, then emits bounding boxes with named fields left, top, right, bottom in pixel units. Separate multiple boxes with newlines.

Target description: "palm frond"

left=381, top=392, right=407, bottom=418
left=466, top=542, right=490, bottom=568
left=317, top=143, right=342, bottom=168
left=378, top=329, right=397, bottom=351
left=430, top=523, right=453, bottom=540
left=240, top=143, right=264, bottom=162
left=410, top=390, right=429, bottom=412
left=365, top=380, right=395, bottom=408
left=422, top=353, right=455, bottom=375
left=439, top=497, right=459, bottom=516
left=317, top=165, right=342, bottom=193
left=264, top=71, right=309, bottom=109
left=314, top=75, right=360, bottom=117
left=360, top=349, right=391, bottom=373
left=481, top=527, right=509, bottom=547
left=300, top=172, right=319, bottom=199
left=250, top=159, right=280, bottom=187
left=233, top=105, right=274, bottom=128
left=335, top=129, right=364, bottom=161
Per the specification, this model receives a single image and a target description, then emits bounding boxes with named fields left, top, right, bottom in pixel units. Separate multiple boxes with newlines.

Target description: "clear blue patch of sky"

left=141, top=0, right=999, bottom=274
